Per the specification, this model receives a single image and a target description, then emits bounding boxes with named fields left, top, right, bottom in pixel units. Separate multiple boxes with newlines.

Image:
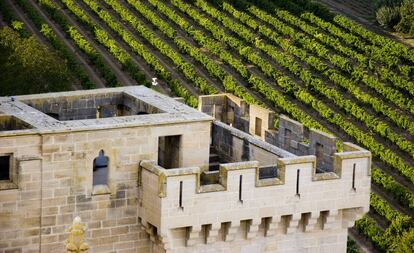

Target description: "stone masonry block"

left=286, top=214, right=301, bottom=234
left=186, top=225, right=201, bottom=246
left=246, top=218, right=261, bottom=239
left=206, top=223, right=221, bottom=244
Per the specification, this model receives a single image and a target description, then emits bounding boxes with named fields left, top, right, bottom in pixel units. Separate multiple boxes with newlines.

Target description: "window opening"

left=46, top=113, right=59, bottom=120
left=93, top=150, right=108, bottom=186
left=239, top=175, right=243, bottom=203
left=255, top=117, right=262, bottom=136
left=296, top=169, right=300, bottom=196
left=352, top=163, right=356, bottom=191
left=0, top=156, right=10, bottom=181
left=315, top=142, right=324, bottom=171
left=179, top=181, right=183, bottom=209
left=158, top=135, right=181, bottom=169
left=284, top=129, right=292, bottom=148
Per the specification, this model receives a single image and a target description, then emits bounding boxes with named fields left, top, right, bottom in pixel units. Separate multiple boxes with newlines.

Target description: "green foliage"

left=188, top=0, right=414, bottom=186
left=392, top=228, right=414, bottom=252
left=356, top=193, right=414, bottom=251
left=84, top=0, right=217, bottom=95
left=333, top=14, right=414, bottom=63
left=374, top=0, right=403, bottom=9
left=15, top=0, right=95, bottom=89
left=394, top=0, right=414, bottom=36
left=355, top=216, right=385, bottom=251
left=0, top=1, right=29, bottom=37
left=370, top=193, right=410, bottom=223
left=11, top=21, right=24, bottom=31
left=37, top=0, right=120, bottom=87
left=229, top=2, right=414, bottom=143
left=382, top=215, right=413, bottom=249
left=347, top=238, right=359, bottom=253
left=372, top=168, right=414, bottom=209
left=0, top=1, right=14, bottom=23
left=62, top=0, right=197, bottom=107
left=0, top=27, right=70, bottom=95
left=236, top=0, right=334, bottom=20
left=147, top=0, right=326, bottom=130
left=376, top=6, right=401, bottom=27
left=374, top=0, right=414, bottom=36
left=122, top=0, right=256, bottom=104
left=9, top=4, right=414, bottom=253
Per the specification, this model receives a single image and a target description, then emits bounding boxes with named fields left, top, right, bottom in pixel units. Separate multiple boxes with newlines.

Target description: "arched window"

left=93, top=150, right=108, bottom=186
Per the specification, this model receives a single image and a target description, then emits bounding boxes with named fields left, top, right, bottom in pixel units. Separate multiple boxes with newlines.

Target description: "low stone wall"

left=20, top=92, right=163, bottom=121
left=211, top=121, right=294, bottom=167
left=0, top=115, right=33, bottom=131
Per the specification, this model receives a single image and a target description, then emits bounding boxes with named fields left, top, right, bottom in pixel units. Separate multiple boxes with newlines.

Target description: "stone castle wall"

left=0, top=88, right=370, bottom=253
left=138, top=142, right=370, bottom=253
left=0, top=135, right=42, bottom=252
left=0, top=120, right=211, bottom=253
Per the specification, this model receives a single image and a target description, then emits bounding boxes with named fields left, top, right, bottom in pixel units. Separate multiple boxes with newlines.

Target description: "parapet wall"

left=21, top=92, right=162, bottom=121
left=198, top=94, right=248, bottom=131
left=199, top=94, right=275, bottom=139
left=138, top=142, right=371, bottom=252
left=198, top=95, right=339, bottom=172
left=211, top=121, right=294, bottom=166
left=277, top=115, right=337, bottom=172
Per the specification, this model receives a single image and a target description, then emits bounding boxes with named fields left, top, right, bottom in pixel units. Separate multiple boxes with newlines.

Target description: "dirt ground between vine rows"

left=313, top=0, right=414, bottom=48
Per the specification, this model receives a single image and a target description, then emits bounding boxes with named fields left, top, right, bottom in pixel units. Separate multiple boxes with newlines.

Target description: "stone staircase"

left=208, top=146, right=221, bottom=171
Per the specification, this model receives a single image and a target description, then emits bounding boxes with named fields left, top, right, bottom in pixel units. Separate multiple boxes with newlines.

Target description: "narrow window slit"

left=179, top=181, right=183, bottom=209
left=296, top=169, right=300, bottom=196
left=352, top=163, right=356, bottom=191
left=239, top=175, right=243, bottom=203
left=255, top=117, right=262, bottom=136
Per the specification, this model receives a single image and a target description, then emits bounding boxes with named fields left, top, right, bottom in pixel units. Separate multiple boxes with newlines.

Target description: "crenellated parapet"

left=138, top=143, right=370, bottom=252
left=199, top=95, right=361, bottom=174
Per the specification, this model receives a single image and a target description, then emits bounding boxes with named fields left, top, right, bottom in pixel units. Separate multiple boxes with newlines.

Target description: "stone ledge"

left=92, top=185, right=111, bottom=196
left=199, top=184, right=226, bottom=193
left=0, top=180, right=18, bottom=191
left=312, top=172, right=340, bottom=181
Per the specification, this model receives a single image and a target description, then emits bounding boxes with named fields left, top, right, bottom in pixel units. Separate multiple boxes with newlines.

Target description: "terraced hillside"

left=1, top=0, right=414, bottom=251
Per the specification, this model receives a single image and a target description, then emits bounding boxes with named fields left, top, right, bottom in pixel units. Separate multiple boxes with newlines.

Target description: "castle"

left=0, top=87, right=370, bottom=252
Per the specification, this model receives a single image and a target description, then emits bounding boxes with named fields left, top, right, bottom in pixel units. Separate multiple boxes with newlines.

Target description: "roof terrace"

left=0, top=86, right=211, bottom=136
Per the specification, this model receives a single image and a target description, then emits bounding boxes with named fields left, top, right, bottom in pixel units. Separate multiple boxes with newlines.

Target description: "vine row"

left=170, top=0, right=414, bottom=185
left=60, top=0, right=198, bottom=107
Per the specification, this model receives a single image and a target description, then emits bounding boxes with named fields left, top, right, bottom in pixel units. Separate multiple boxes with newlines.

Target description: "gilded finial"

left=65, top=216, right=89, bottom=253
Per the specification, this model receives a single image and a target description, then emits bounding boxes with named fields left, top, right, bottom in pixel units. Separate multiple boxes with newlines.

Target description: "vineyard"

left=1, top=0, right=414, bottom=251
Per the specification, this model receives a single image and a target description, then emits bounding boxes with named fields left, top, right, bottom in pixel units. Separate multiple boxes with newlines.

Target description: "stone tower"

left=0, top=87, right=370, bottom=252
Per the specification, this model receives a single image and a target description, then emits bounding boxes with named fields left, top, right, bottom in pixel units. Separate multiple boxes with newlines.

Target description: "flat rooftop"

left=0, top=86, right=212, bottom=136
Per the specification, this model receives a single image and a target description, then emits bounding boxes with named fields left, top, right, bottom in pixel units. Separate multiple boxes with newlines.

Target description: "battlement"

left=138, top=139, right=370, bottom=251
